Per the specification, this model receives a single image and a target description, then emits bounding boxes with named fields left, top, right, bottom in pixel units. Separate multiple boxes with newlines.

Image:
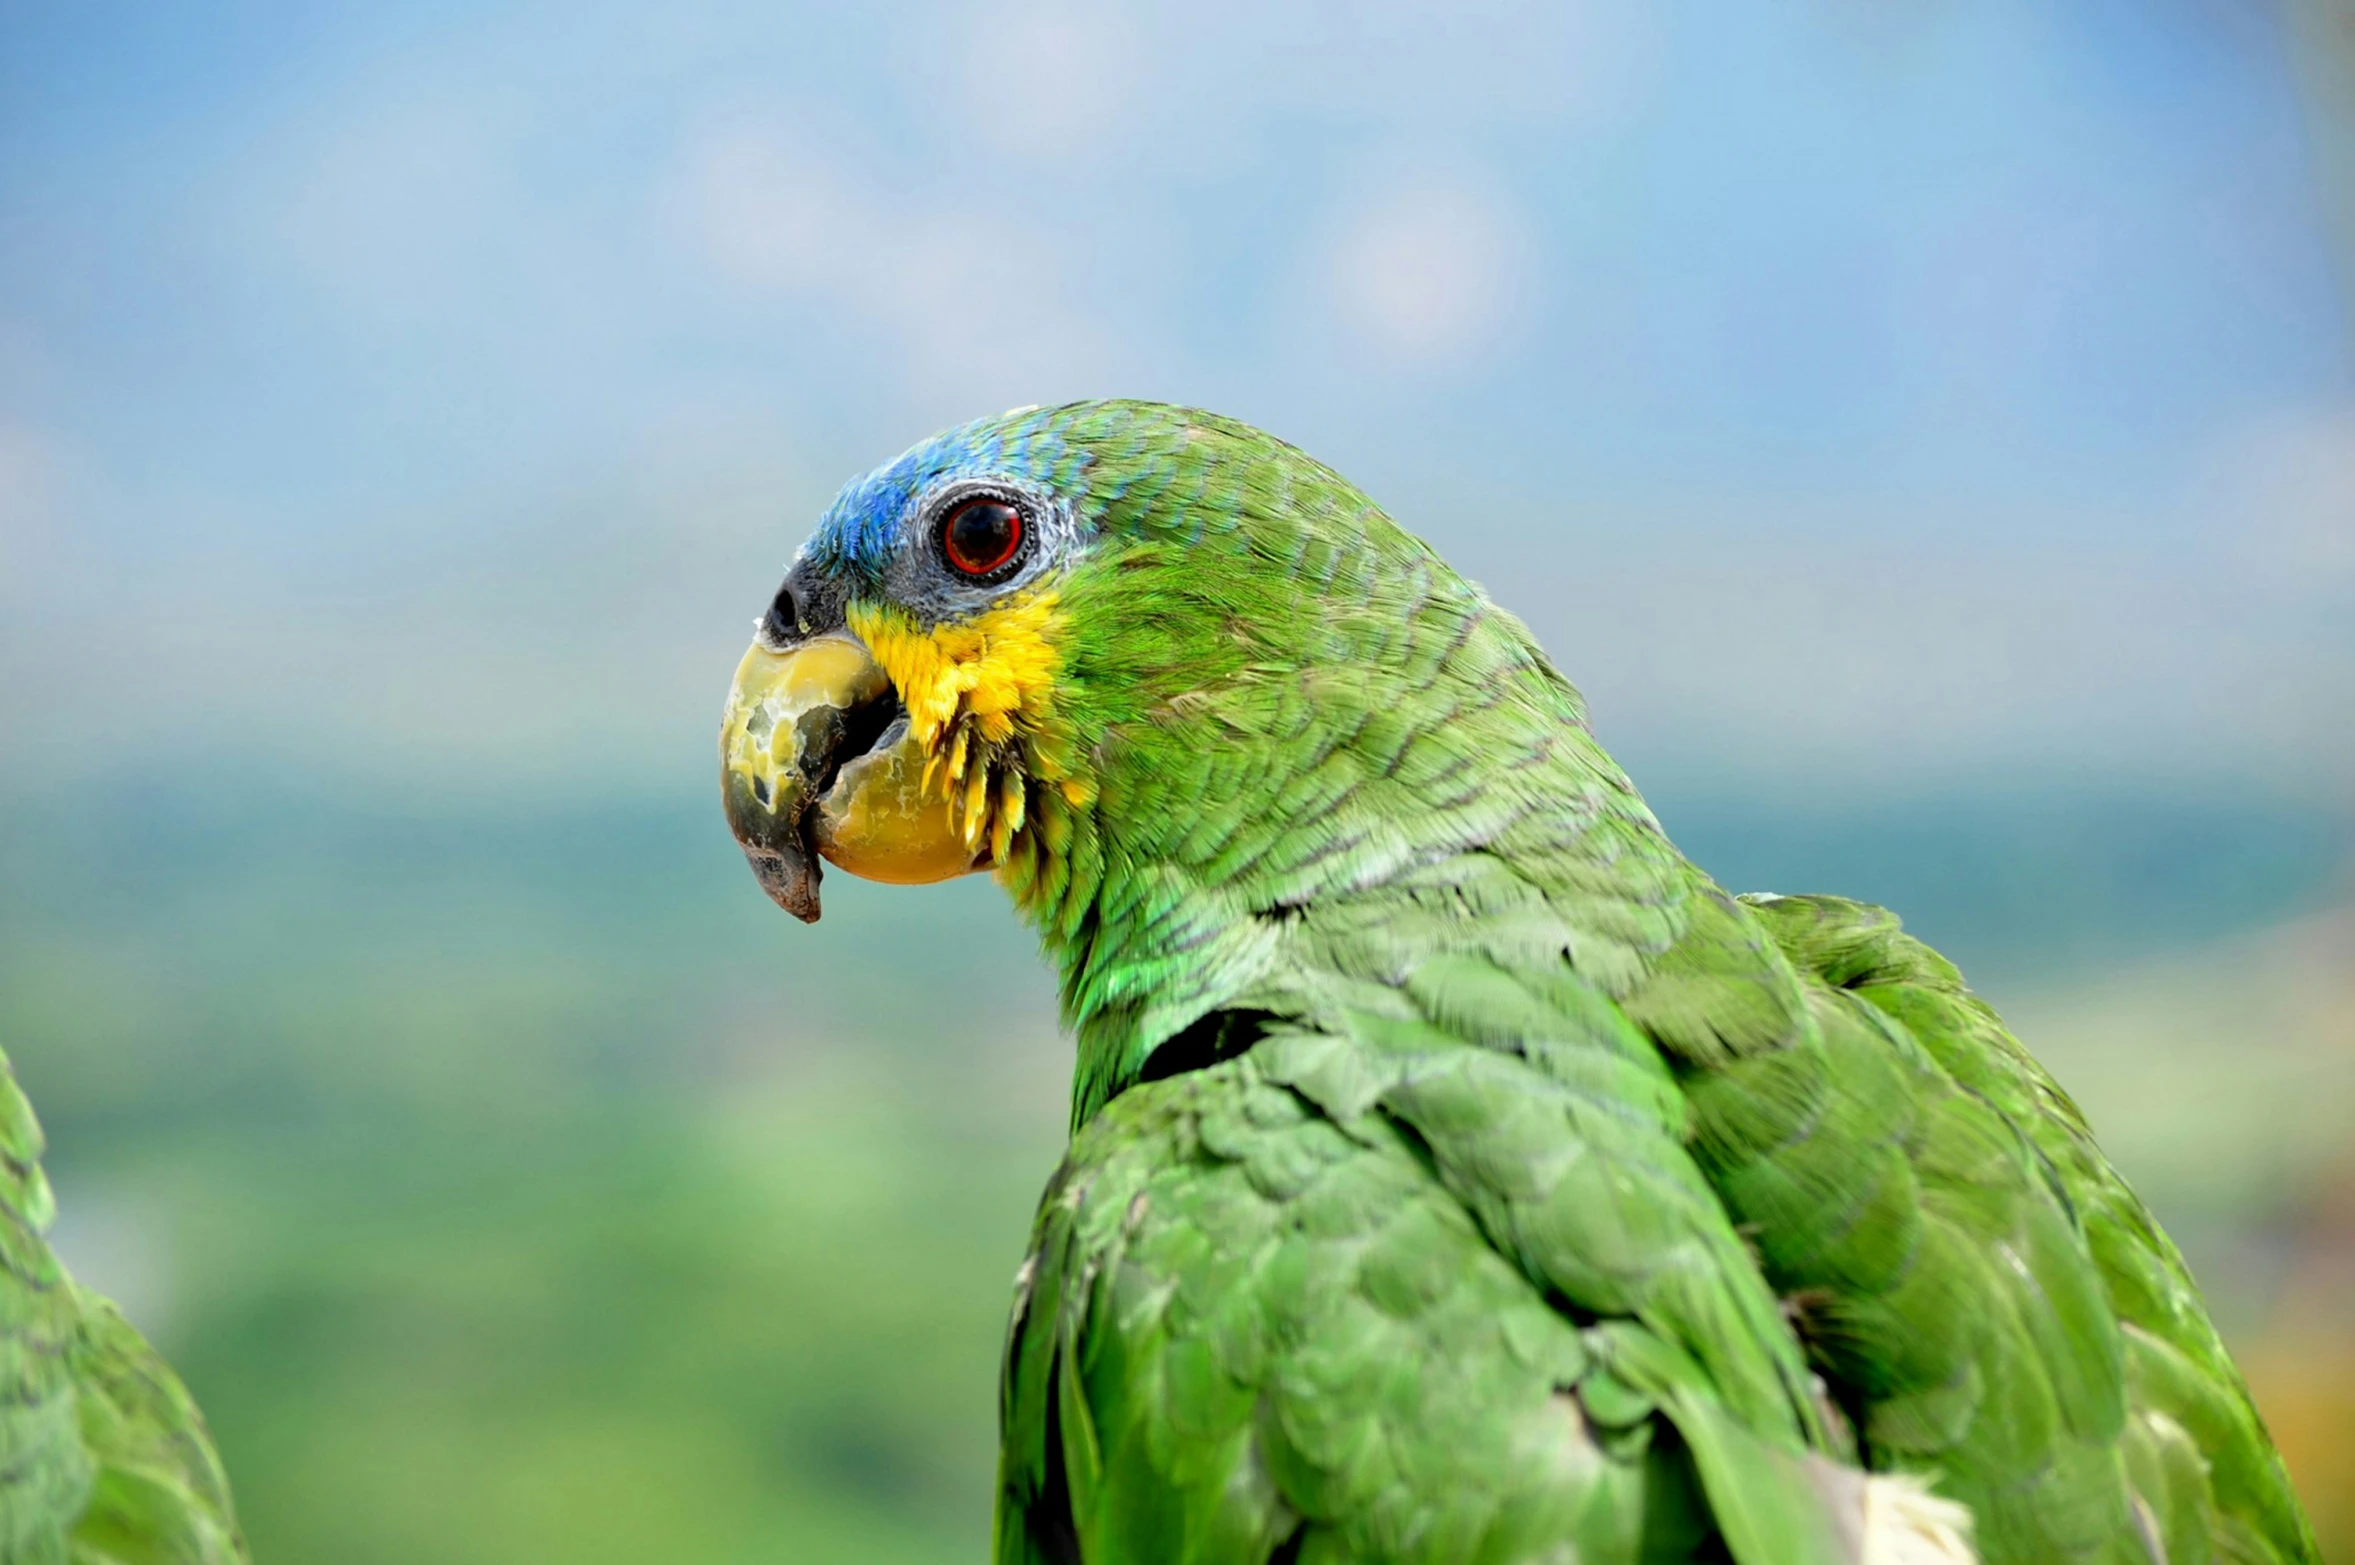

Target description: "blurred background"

left=3, top=1, right=2352, bottom=1558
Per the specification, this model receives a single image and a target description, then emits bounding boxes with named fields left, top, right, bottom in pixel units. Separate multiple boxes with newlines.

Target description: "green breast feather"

left=722, top=400, right=2320, bottom=1565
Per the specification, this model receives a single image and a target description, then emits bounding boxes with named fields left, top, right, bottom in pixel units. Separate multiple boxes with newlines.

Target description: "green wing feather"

left=997, top=1057, right=1855, bottom=1565
left=1738, top=893, right=2317, bottom=1565
left=0, top=1048, right=244, bottom=1565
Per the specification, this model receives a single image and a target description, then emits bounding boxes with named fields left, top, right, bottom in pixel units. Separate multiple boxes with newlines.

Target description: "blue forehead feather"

left=801, top=406, right=1085, bottom=583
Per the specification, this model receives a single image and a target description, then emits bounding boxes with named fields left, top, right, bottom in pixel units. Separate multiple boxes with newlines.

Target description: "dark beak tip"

left=743, top=840, right=824, bottom=923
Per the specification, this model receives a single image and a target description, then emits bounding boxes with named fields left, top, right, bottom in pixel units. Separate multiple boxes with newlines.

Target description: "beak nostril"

left=763, top=582, right=801, bottom=643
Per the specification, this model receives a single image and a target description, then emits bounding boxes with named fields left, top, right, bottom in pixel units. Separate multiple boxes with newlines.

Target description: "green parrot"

left=0, top=1049, right=244, bottom=1563
left=719, top=401, right=2318, bottom=1565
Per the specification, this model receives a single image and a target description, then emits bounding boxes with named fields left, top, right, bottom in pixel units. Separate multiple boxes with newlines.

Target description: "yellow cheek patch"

left=849, top=590, right=1063, bottom=750
left=846, top=590, right=1081, bottom=862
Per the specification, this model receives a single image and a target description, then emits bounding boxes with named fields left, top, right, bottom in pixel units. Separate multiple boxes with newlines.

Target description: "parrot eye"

left=939, top=496, right=1026, bottom=578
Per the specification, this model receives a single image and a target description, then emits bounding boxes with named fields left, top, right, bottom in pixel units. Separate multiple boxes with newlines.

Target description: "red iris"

left=940, top=497, right=1025, bottom=577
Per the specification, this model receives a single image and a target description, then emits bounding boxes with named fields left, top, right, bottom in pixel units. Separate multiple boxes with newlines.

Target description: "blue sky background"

left=2, top=0, right=2349, bottom=803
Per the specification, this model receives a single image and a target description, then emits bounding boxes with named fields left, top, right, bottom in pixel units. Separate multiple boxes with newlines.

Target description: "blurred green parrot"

left=720, top=401, right=2318, bottom=1565
left=0, top=1050, right=244, bottom=1563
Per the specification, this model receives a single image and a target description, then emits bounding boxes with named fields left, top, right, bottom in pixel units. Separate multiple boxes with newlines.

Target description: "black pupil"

left=946, top=500, right=1021, bottom=574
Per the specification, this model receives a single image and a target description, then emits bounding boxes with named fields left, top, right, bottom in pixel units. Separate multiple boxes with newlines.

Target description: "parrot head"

left=723, top=398, right=1487, bottom=924
left=722, top=399, right=1608, bottom=1104
left=721, top=399, right=1593, bottom=1097
left=719, top=400, right=1101, bottom=923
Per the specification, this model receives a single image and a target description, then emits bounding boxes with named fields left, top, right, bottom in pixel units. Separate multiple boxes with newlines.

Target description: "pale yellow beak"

left=719, top=632, right=982, bottom=921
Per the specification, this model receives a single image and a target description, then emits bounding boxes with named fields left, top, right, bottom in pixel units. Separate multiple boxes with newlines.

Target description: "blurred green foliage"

left=1, top=778, right=2346, bottom=1562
